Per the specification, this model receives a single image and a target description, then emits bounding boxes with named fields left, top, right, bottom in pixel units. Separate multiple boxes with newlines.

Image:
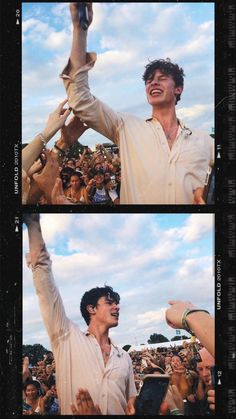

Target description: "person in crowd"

left=104, top=176, right=120, bottom=205
left=22, top=100, right=71, bottom=204
left=22, top=380, right=45, bottom=415
left=86, top=170, right=112, bottom=205
left=22, top=104, right=89, bottom=205
left=22, top=357, right=32, bottom=384
left=65, top=171, right=89, bottom=204
left=195, top=348, right=215, bottom=414
left=169, top=354, right=197, bottom=401
left=61, top=3, right=214, bottom=205
left=43, top=380, right=60, bottom=415
left=64, top=158, right=76, bottom=169
left=24, top=214, right=137, bottom=415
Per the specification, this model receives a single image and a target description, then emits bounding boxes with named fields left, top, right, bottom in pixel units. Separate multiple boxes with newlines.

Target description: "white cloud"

left=44, top=30, right=70, bottom=50
left=181, top=214, right=214, bottom=242
left=166, top=214, right=214, bottom=242
left=51, top=2, right=69, bottom=18
left=177, top=104, right=213, bottom=121
left=40, top=214, right=74, bottom=245
left=137, top=308, right=167, bottom=326
left=178, top=256, right=212, bottom=278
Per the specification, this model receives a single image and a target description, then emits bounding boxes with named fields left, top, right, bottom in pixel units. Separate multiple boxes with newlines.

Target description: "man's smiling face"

left=145, top=69, right=183, bottom=108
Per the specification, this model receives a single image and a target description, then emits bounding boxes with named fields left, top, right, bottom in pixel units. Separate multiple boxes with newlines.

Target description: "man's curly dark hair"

left=80, top=285, right=120, bottom=325
left=142, top=58, right=185, bottom=104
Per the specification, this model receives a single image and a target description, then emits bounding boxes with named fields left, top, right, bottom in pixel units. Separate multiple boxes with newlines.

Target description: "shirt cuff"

left=60, top=52, right=97, bottom=80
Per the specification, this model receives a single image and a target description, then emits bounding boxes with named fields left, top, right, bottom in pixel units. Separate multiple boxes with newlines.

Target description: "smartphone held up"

left=135, top=374, right=170, bottom=415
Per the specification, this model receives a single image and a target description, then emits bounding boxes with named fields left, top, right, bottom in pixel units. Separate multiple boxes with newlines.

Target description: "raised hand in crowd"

left=70, top=389, right=101, bottom=415
left=32, top=151, right=60, bottom=204
left=207, top=389, right=215, bottom=412
left=22, top=356, right=32, bottom=384
left=51, top=177, right=74, bottom=205
left=164, top=383, right=184, bottom=415
left=166, top=300, right=214, bottom=357
left=58, top=115, right=89, bottom=149
left=22, top=169, right=31, bottom=205
left=22, top=99, right=71, bottom=174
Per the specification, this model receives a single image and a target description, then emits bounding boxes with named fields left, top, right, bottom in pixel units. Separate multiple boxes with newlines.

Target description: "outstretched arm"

left=166, top=300, right=215, bottom=357
left=68, top=3, right=93, bottom=76
left=22, top=100, right=71, bottom=174
left=62, top=3, right=123, bottom=143
left=23, top=214, right=70, bottom=344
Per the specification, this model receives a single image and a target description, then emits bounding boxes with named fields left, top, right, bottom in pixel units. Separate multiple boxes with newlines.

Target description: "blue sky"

left=23, top=213, right=214, bottom=350
left=22, top=2, right=214, bottom=149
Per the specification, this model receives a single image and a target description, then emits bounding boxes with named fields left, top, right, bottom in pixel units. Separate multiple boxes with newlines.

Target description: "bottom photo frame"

left=21, top=212, right=215, bottom=416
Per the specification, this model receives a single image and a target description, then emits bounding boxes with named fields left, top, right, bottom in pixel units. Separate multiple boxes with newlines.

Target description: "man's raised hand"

left=70, top=3, right=93, bottom=29
left=22, top=214, right=40, bottom=226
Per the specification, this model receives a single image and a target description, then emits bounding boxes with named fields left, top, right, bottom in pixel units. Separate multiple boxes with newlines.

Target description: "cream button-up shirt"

left=26, top=245, right=137, bottom=415
left=61, top=53, right=214, bottom=205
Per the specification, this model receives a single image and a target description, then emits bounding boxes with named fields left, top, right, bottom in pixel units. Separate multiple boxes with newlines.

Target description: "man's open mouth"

left=150, top=89, right=163, bottom=96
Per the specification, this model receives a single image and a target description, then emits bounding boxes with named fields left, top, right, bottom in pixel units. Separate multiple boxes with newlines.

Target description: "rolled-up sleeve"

left=61, top=53, right=124, bottom=144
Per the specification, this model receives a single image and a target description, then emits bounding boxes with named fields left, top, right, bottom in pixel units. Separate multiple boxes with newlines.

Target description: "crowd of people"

left=22, top=104, right=121, bottom=206
left=22, top=339, right=215, bottom=415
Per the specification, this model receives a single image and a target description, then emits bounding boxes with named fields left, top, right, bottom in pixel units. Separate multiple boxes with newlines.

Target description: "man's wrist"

left=181, top=309, right=210, bottom=335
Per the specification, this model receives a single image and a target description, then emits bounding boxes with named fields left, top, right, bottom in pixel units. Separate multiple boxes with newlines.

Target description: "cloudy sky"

left=23, top=213, right=214, bottom=350
left=22, top=2, right=214, bottom=149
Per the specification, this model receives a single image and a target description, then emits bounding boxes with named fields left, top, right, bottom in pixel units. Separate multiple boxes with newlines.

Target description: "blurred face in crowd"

left=171, top=355, right=182, bottom=369
left=197, top=348, right=215, bottom=386
left=82, top=174, right=89, bottom=185
left=94, top=173, right=105, bottom=187
left=82, top=162, right=89, bottom=172
left=95, top=155, right=104, bottom=164
left=94, top=163, right=102, bottom=171
left=70, top=175, right=81, bottom=190
left=66, top=159, right=76, bottom=169
left=165, top=356, right=172, bottom=366
left=45, top=364, right=52, bottom=375
left=25, top=384, right=39, bottom=400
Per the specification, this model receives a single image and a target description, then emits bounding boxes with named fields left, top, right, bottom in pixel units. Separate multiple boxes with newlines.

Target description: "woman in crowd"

left=65, top=172, right=89, bottom=204
left=22, top=380, right=45, bottom=415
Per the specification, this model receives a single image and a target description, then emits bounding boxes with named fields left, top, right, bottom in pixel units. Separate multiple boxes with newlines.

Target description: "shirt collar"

left=84, top=329, right=119, bottom=350
left=145, top=117, right=192, bottom=135
left=146, top=116, right=184, bottom=127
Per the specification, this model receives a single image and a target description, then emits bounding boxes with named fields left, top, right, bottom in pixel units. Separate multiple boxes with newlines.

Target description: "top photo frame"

left=22, top=2, right=214, bottom=207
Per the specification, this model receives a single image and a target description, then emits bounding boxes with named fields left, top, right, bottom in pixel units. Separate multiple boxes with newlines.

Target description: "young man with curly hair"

left=24, top=214, right=137, bottom=415
left=61, top=3, right=214, bottom=205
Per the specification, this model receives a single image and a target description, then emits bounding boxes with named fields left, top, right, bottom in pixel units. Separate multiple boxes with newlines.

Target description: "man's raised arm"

left=23, top=214, right=70, bottom=345
left=68, top=3, right=93, bottom=76
left=62, top=3, right=123, bottom=143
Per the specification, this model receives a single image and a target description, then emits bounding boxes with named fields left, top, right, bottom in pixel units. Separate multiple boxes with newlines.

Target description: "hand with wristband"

left=166, top=300, right=214, bottom=357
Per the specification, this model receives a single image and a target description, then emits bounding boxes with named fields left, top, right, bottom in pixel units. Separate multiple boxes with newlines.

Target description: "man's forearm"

left=22, top=135, right=49, bottom=174
left=187, top=312, right=215, bottom=357
left=25, top=217, right=45, bottom=267
left=68, top=3, right=88, bottom=77
left=69, top=27, right=87, bottom=76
